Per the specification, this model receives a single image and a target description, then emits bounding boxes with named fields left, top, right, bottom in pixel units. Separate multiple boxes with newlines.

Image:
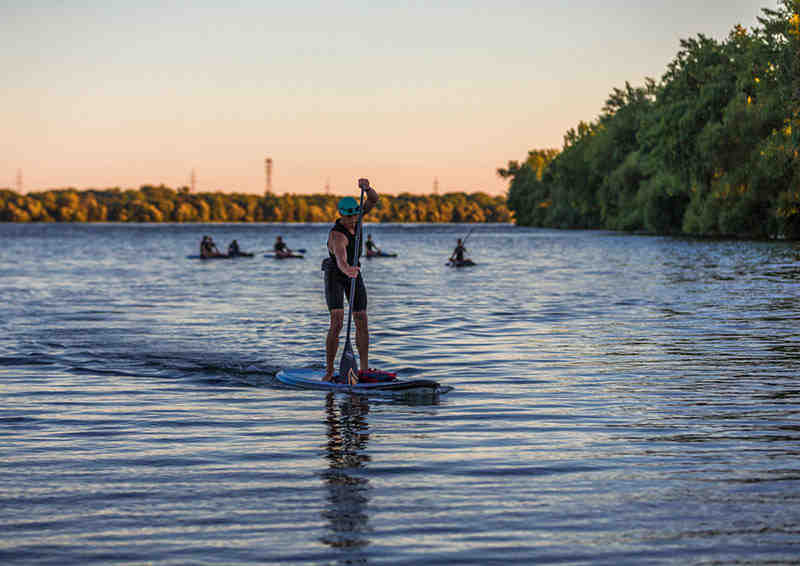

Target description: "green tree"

left=502, top=1, right=800, bottom=239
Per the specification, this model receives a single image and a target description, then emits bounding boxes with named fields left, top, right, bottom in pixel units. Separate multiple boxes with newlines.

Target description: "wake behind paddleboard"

left=276, top=368, right=451, bottom=396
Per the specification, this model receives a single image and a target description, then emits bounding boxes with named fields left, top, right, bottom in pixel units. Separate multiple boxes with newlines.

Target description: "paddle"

left=462, top=225, right=476, bottom=246
left=339, top=185, right=366, bottom=385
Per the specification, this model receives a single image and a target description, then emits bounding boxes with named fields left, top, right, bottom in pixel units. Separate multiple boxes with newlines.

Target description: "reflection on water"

left=321, top=393, right=372, bottom=557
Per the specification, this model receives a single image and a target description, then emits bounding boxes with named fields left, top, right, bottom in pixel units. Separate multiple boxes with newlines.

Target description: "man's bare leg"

left=354, top=310, right=369, bottom=374
left=324, top=309, right=344, bottom=381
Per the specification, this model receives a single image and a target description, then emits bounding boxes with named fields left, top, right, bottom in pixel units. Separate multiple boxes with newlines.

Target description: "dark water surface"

left=1, top=223, right=799, bottom=565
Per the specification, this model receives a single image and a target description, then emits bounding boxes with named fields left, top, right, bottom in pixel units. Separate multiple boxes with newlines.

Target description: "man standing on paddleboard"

left=322, top=178, right=379, bottom=382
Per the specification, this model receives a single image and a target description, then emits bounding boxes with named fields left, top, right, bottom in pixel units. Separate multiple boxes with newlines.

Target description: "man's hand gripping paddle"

left=338, top=180, right=367, bottom=385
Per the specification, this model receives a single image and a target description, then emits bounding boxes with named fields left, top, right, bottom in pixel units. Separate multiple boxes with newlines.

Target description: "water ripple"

left=0, top=224, right=799, bottom=564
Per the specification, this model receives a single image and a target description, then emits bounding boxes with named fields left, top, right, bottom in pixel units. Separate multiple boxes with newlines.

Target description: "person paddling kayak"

left=226, top=240, right=254, bottom=257
left=274, top=236, right=294, bottom=259
left=364, top=234, right=397, bottom=258
left=200, top=235, right=224, bottom=258
left=450, top=238, right=467, bottom=263
left=322, top=179, right=379, bottom=382
left=365, top=234, right=381, bottom=257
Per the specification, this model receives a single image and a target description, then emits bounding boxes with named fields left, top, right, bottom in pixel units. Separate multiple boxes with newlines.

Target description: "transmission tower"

left=16, top=169, right=23, bottom=193
left=265, top=158, right=273, bottom=195
left=433, top=176, right=439, bottom=195
left=325, top=177, right=331, bottom=195
left=190, top=169, right=196, bottom=193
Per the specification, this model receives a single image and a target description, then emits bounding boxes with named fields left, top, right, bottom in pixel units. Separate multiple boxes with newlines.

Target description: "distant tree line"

left=500, top=1, right=800, bottom=239
left=0, top=186, right=511, bottom=223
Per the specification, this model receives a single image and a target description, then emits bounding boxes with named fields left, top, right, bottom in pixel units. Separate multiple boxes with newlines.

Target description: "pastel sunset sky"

left=2, top=0, right=770, bottom=196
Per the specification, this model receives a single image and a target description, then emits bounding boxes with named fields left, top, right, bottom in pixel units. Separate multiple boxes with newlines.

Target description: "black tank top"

left=328, top=219, right=362, bottom=272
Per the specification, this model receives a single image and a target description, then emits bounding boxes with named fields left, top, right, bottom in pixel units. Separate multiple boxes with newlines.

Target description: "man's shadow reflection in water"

left=321, top=392, right=372, bottom=558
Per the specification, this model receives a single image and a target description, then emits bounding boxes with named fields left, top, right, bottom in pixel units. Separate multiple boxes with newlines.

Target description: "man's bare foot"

left=322, top=371, right=334, bottom=382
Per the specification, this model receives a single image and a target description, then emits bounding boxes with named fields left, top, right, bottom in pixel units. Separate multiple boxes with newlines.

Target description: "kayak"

left=366, top=251, right=398, bottom=258
left=446, top=259, right=476, bottom=267
left=266, top=253, right=304, bottom=259
left=187, top=253, right=254, bottom=259
left=276, top=368, right=451, bottom=396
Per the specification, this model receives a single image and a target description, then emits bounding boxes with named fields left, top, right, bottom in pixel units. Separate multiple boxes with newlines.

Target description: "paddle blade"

left=339, top=341, right=358, bottom=385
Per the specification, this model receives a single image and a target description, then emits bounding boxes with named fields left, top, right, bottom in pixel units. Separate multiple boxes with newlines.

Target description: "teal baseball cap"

left=337, top=196, right=361, bottom=216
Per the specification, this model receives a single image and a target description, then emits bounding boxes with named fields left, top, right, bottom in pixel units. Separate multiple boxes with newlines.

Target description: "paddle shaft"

left=343, top=191, right=365, bottom=347
left=462, top=225, right=476, bottom=246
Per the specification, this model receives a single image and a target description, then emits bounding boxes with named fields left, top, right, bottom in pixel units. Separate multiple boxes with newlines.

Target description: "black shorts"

left=324, top=263, right=367, bottom=312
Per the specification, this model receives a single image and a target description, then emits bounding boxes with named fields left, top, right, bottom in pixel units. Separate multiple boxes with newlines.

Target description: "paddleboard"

left=366, top=251, right=398, bottom=258
left=446, top=259, right=476, bottom=267
left=276, top=368, right=451, bottom=396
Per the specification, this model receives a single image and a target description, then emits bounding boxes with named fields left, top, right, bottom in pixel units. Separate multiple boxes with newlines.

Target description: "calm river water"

left=1, top=222, right=799, bottom=565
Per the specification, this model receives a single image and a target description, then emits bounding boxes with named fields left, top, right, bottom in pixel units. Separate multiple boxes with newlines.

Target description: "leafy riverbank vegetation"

left=0, top=186, right=510, bottom=223
left=501, top=1, right=800, bottom=239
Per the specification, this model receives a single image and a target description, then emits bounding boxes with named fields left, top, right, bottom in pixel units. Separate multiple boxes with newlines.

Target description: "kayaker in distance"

left=450, top=238, right=467, bottom=264
left=273, top=236, right=293, bottom=259
left=365, top=234, right=381, bottom=257
left=322, top=179, right=379, bottom=382
left=200, top=235, right=224, bottom=258
left=228, top=240, right=241, bottom=256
